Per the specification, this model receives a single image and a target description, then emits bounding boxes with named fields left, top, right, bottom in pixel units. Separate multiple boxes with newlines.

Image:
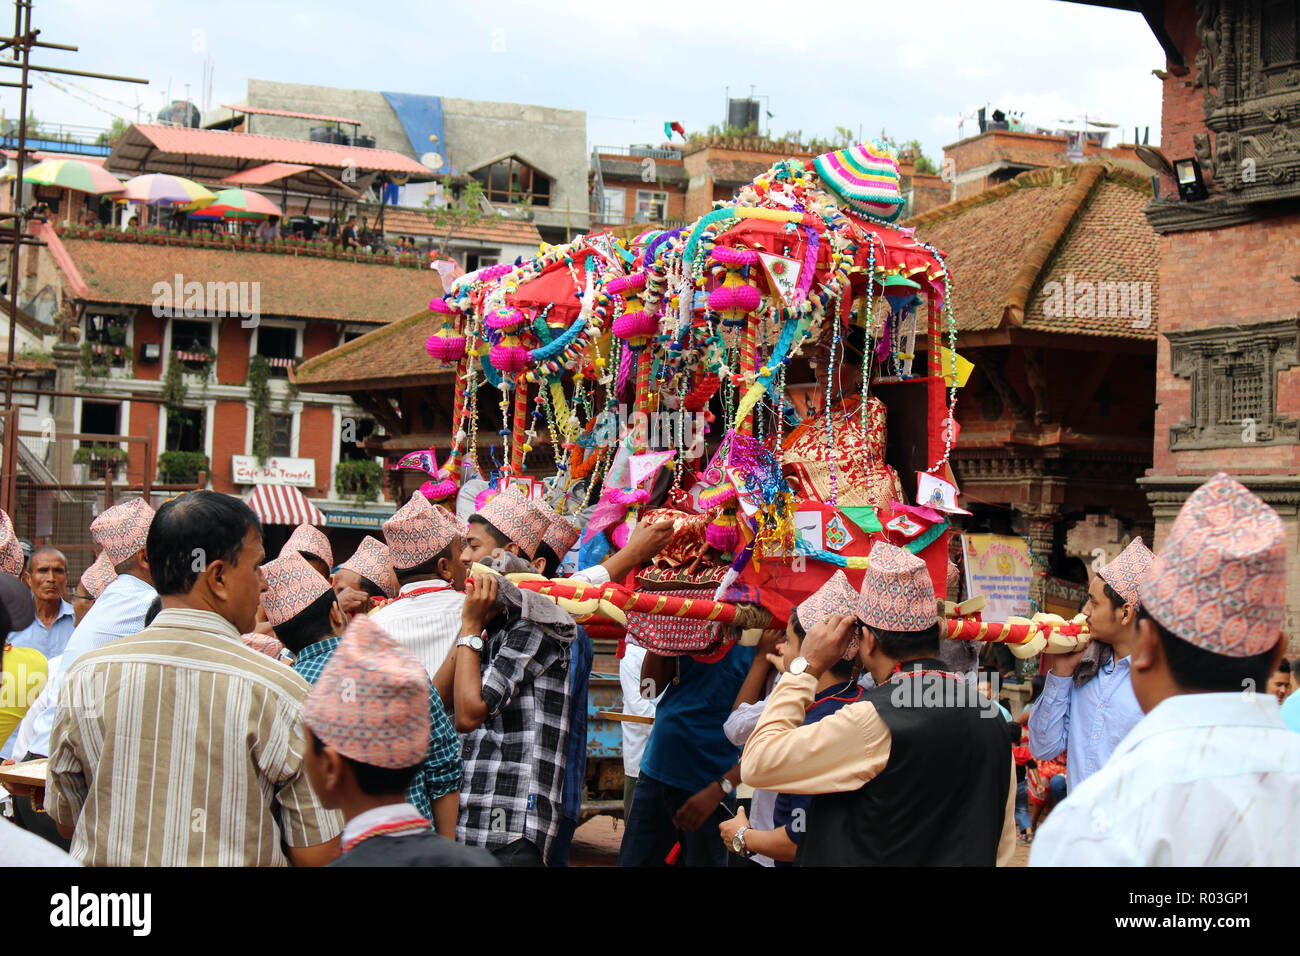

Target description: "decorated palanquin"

left=403, top=137, right=1090, bottom=659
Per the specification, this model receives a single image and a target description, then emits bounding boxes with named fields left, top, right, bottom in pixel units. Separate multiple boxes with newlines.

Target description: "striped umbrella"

left=120, top=173, right=215, bottom=207
left=19, top=158, right=124, bottom=195
left=187, top=187, right=282, bottom=220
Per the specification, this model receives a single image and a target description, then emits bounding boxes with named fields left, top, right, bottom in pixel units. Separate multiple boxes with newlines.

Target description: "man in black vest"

left=742, top=543, right=1016, bottom=866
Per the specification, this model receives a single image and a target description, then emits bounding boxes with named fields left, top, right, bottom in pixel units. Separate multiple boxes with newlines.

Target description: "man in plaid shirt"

left=435, top=488, right=574, bottom=865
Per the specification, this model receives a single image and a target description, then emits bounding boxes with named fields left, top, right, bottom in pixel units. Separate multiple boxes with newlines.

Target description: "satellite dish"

left=421, top=152, right=444, bottom=171
left=1135, top=144, right=1174, bottom=177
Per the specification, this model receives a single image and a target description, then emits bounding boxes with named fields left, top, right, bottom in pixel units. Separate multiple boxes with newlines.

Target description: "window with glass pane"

left=270, top=413, right=293, bottom=457
left=166, top=407, right=205, bottom=453
left=470, top=157, right=552, bottom=207
left=83, top=313, right=130, bottom=368
left=257, top=326, right=298, bottom=378
left=171, top=319, right=213, bottom=372
left=636, top=190, right=668, bottom=222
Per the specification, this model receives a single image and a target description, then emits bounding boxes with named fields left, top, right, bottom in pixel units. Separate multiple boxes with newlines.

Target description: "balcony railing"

left=592, top=144, right=682, bottom=160
left=590, top=212, right=690, bottom=229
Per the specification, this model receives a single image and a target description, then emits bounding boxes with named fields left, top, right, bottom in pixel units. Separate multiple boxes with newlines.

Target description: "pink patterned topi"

left=339, top=536, right=398, bottom=598
left=1097, top=537, right=1153, bottom=608
left=284, top=523, right=333, bottom=569
left=79, top=552, right=118, bottom=599
left=476, top=485, right=548, bottom=559
left=797, top=569, right=862, bottom=661
left=0, top=509, right=21, bottom=577
left=304, top=615, right=431, bottom=769
left=383, top=490, right=458, bottom=570
left=261, top=550, right=333, bottom=627
left=90, top=497, right=155, bottom=567
left=856, top=542, right=938, bottom=633
left=1139, top=473, right=1285, bottom=658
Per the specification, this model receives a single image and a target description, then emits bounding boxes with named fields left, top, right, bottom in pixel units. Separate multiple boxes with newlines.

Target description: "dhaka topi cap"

left=796, top=569, right=862, bottom=661
left=80, top=552, right=118, bottom=599
left=1096, top=537, right=1153, bottom=608
left=303, top=615, right=431, bottom=770
left=857, top=542, right=938, bottom=633
left=475, top=485, right=548, bottom=559
left=90, top=497, right=155, bottom=567
left=284, top=523, right=333, bottom=569
left=383, top=490, right=458, bottom=570
left=261, top=549, right=333, bottom=628
left=339, top=536, right=398, bottom=598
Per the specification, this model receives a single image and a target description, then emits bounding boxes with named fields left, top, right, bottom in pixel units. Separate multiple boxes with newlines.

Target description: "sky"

left=10, top=0, right=1165, bottom=163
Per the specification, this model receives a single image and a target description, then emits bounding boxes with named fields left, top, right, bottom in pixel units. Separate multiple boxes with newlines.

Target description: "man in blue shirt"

left=2, top=548, right=75, bottom=759
left=10, top=548, right=74, bottom=659
left=1029, top=538, right=1150, bottom=791
left=619, top=630, right=768, bottom=867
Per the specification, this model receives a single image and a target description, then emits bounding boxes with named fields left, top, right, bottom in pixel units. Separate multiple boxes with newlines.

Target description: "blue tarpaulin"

left=379, top=91, right=452, bottom=175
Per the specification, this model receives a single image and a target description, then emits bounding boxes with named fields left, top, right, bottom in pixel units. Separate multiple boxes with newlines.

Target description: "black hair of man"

left=1277, top=658, right=1292, bottom=676
left=466, top=516, right=510, bottom=549
left=1099, top=580, right=1126, bottom=610
left=791, top=609, right=856, bottom=680
left=534, top=542, right=561, bottom=578
left=310, top=729, right=417, bottom=795
left=352, top=574, right=388, bottom=599
left=394, top=541, right=457, bottom=584
left=144, top=596, right=162, bottom=627
left=1137, top=607, right=1275, bottom=693
left=275, top=589, right=340, bottom=654
left=866, top=621, right=942, bottom=660
left=146, top=491, right=261, bottom=595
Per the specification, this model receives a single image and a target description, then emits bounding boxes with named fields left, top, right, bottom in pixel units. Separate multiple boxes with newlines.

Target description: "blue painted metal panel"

left=379, top=92, right=451, bottom=175
left=1, top=136, right=111, bottom=157
left=587, top=673, right=624, bottom=759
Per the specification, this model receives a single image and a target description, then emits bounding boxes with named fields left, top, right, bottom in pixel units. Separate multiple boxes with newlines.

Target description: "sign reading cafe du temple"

left=231, top=455, right=316, bottom=487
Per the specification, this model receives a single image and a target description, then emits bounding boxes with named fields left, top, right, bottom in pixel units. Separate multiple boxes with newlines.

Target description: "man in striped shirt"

left=370, top=492, right=467, bottom=680
left=44, top=491, right=342, bottom=866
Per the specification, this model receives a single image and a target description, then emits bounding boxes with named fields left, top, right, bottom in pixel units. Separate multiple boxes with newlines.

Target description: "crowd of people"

left=0, top=469, right=1297, bottom=867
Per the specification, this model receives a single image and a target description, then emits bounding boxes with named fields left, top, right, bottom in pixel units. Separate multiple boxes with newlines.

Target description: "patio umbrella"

left=120, top=173, right=215, bottom=207
left=187, top=187, right=282, bottom=220
left=20, top=158, right=124, bottom=195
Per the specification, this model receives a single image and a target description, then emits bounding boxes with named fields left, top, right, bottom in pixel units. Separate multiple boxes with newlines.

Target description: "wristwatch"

left=457, top=634, right=484, bottom=652
left=717, top=776, right=735, bottom=796
left=731, top=826, right=752, bottom=857
left=789, top=656, right=811, bottom=676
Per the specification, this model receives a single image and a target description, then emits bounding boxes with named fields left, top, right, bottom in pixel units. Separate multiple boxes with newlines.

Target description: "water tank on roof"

left=727, top=98, right=759, bottom=133
left=157, top=100, right=200, bottom=128
left=309, top=127, right=348, bottom=145
left=353, top=134, right=376, bottom=150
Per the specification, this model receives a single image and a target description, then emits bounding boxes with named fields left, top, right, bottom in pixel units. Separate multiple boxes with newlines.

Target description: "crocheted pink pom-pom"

left=420, top=478, right=459, bottom=501
left=708, top=284, right=761, bottom=313
left=426, top=333, right=466, bottom=362
left=430, top=297, right=454, bottom=313
left=485, top=307, right=528, bottom=330
left=611, top=310, right=659, bottom=339
left=611, top=520, right=632, bottom=550
left=490, top=344, right=530, bottom=375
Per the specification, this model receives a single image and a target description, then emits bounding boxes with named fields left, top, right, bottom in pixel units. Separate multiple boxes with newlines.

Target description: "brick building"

left=26, top=226, right=438, bottom=554
left=590, top=145, right=688, bottom=230
left=944, top=127, right=1147, bottom=200
left=1069, top=0, right=1300, bottom=646
left=908, top=160, right=1159, bottom=611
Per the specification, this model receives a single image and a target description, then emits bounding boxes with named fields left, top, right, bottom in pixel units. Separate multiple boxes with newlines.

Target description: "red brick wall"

left=298, top=404, right=335, bottom=497
left=126, top=400, right=161, bottom=483
left=1157, top=3, right=1208, bottom=197
left=209, top=400, right=247, bottom=494
left=132, top=308, right=164, bottom=382
left=302, top=322, right=338, bottom=361
left=1151, top=212, right=1300, bottom=476
left=215, top=319, right=251, bottom=386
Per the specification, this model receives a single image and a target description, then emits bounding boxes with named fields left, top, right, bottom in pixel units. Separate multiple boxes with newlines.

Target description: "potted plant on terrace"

left=157, top=450, right=210, bottom=486
left=72, top=443, right=127, bottom=480
left=334, top=459, right=383, bottom=503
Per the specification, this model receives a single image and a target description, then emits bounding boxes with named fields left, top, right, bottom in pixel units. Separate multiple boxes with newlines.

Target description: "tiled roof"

left=59, top=239, right=437, bottom=324
left=374, top=207, right=544, bottom=246
left=106, top=124, right=431, bottom=179
left=905, top=162, right=1158, bottom=340
left=293, top=306, right=455, bottom=392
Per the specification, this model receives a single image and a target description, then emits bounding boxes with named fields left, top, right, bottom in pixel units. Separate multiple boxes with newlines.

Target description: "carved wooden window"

left=1167, top=319, right=1299, bottom=449
left=1197, top=1, right=1300, bottom=203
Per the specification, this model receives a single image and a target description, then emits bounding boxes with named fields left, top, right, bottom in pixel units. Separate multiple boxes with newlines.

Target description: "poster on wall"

left=961, top=533, right=1034, bottom=622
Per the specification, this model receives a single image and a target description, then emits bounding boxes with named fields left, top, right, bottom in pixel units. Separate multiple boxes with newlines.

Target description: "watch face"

left=731, top=831, right=744, bottom=853
left=790, top=656, right=808, bottom=675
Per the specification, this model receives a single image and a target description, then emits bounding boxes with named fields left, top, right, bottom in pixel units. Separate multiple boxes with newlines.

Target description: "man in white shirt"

left=370, top=492, right=466, bottom=680
left=1031, top=473, right=1300, bottom=866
